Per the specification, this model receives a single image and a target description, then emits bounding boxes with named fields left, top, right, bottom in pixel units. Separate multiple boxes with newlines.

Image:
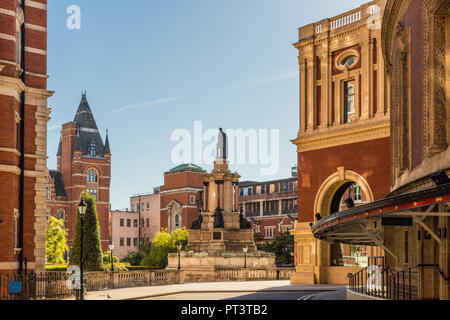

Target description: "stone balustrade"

left=215, top=267, right=295, bottom=282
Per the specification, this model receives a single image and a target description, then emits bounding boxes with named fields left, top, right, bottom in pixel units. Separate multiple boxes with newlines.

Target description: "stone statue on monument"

left=216, top=128, right=227, bottom=161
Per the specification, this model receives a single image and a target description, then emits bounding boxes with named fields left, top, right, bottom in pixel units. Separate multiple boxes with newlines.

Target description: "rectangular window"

left=127, top=238, right=131, bottom=247
left=120, top=219, right=124, bottom=227
left=146, top=218, right=150, bottom=227
left=190, top=195, right=196, bottom=204
left=344, top=79, right=356, bottom=123
left=120, top=238, right=124, bottom=246
left=131, top=204, right=135, bottom=212
left=46, top=186, right=51, bottom=200
left=265, top=227, right=275, bottom=239
left=141, top=203, right=145, bottom=211
left=133, top=238, right=138, bottom=247
left=146, top=202, right=150, bottom=210
left=133, top=219, right=138, bottom=227
left=86, top=189, right=98, bottom=200
left=127, top=219, right=131, bottom=227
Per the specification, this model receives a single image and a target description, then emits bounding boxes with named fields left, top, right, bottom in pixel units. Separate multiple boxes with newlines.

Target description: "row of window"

left=242, top=199, right=298, bottom=214
left=253, top=225, right=294, bottom=239
left=119, top=237, right=150, bottom=247
left=239, top=181, right=297, bottom=197
left=119, top=218, right=150, bottom=228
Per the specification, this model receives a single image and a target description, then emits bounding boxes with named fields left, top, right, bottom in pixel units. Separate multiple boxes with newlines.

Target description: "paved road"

left=76, top=281, right=346, bottom=300
left=143, top=291, right=319, bottom=300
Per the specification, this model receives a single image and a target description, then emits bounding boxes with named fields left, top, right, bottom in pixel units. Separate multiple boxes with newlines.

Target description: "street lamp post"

left=78, top=197, right=87, bottom=301
left=177, top=242, right=182, bottom=270
left=108, top=240, right=115, bottom=272
left=243, top=244, right=248, bottom=269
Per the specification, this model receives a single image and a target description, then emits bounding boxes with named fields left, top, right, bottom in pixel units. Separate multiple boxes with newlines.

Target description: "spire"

left=104, top=129, right=111, bottom=155
left=56, top=132, right=62, bottom=157
left=72, top=93, right=106, bottom=157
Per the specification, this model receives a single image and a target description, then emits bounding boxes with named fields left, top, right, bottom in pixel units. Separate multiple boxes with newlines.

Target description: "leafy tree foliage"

left=69, top=192, right=105, bottom=271
left=264, top=231, right=294, bottom=266
left=147, top=227, right=189, bottom=268
left=45, top=216, right=69, bottom=265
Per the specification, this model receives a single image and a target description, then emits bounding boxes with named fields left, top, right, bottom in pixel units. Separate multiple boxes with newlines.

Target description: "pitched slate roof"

left=73, top=93, right=106, bottom=157
left=49, top=170, right=67, bottom=198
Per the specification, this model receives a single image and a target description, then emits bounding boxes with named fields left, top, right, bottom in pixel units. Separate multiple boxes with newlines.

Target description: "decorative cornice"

left=291, top=119, right=390, bottom=152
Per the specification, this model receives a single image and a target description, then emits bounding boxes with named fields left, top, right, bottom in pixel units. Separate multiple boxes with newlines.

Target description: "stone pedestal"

left=186, top=229, right=257, bottom=252
left=167, top=251, right=276, bottom=282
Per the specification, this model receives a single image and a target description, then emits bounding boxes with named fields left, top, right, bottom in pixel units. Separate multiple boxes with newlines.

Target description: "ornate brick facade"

left=0, top=0, right=52, bottom=273
left=160, top=164, right=204, bottom=233
left=46, top=94, right=111, bottom=252
left=290, top=0, right=389, bottom=284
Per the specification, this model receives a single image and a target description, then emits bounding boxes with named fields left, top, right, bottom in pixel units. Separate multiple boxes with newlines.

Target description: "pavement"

left=68, top=281, right=347, bottom=300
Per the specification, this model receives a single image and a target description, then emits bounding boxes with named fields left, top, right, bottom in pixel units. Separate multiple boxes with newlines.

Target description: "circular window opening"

left=341, top=55, right=357, bottom=68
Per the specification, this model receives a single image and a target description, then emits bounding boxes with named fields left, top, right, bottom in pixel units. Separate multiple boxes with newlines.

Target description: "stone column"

left=299, top=59, right=307, bottom=132
left=203, top=183, right=208, bottom=211
left=234, top=184, right=239, bottom=212
left=260, top=201, right=264, bottom=216
left=279, top=199, right=282, bottom=215
left=219, top=181, right=224, bottom=210
left=224, top=180, right=232, bottom=212
left=208, top=180, right=217, bottom=212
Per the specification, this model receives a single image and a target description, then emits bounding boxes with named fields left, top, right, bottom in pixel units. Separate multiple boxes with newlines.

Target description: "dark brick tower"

left=47, top=93, right=111, bottom=251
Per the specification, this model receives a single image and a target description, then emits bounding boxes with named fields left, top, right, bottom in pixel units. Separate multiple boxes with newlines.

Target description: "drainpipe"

left=18, top=0, right=26, bottom=275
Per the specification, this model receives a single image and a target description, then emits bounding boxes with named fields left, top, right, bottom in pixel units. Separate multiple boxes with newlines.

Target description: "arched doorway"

left=314, top=167, right=375, bottom=267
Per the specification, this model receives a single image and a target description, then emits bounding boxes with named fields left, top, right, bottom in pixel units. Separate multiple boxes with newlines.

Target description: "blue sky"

left=47, top=0, right=366, bottom=210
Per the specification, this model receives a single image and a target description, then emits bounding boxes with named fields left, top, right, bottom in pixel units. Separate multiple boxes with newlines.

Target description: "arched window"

left=174, top=214, right=180, bottom=227
left=86, top=168, right=98, bottom=183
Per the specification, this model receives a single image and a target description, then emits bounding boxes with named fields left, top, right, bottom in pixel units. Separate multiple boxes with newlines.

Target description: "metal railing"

left=0, top=271, right=73, bottom=300
left=348, top=264, right=444, bottom=300
left=0, top=269, right=183, bottom=300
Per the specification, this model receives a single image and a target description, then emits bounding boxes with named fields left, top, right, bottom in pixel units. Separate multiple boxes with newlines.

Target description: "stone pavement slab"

left=67, top=281, right=346, bottom=300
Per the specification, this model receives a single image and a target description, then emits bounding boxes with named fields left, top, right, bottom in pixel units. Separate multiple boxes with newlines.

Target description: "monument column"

left=208, top=180, right=218, bottom=212
left=234, top=183, right=239, bottom=211
left=203, top=183, right=208, bottom=211
left=224, top=180, right=233, bottom=212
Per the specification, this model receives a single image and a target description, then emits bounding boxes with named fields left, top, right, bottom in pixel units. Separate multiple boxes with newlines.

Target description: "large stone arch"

left=313, top=167, right=375, bottom=267
left=314, top=166, right=374, bottom=218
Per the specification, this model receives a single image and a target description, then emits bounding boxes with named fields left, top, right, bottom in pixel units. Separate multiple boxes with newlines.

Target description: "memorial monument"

left=166, top=128, right=275, bottom=281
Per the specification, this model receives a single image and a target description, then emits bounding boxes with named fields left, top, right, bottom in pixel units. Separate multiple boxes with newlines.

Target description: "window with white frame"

left=265, top=226, right=275, bottom=239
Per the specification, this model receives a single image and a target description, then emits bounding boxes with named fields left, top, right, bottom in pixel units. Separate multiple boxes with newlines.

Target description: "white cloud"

left=233, top=71, right=298, bottom=90
left=110, top=96, right=182, bottom=115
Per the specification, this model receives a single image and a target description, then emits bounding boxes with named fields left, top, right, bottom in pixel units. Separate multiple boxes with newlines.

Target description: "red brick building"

left=0, top=0, right=52, bottom=273
left=239, top=176, right=298, bottom=249
left=46, top=93, right=111, bottom=251
left=160, top=164, right=204, bottom=232
left=290, top=0, right=388, bottom=284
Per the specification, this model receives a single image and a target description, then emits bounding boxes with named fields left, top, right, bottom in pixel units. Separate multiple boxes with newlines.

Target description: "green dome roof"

left=169, top=163, right=203, bottom=172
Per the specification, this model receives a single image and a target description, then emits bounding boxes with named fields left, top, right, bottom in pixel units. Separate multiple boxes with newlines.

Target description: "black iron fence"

left=0, top=271, right=74, bottom=300
left=348, top=263, right=444, bottom=300
left=0, top=270, right=183, bottom=300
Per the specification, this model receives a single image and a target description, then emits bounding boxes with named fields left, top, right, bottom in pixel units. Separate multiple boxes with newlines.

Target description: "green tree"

left=45, top=216, right=69, bottom=265
left=264, top=231, right=294, bottom=266
left=146, top=228, right=189, bottom=268
left=69, top=192, right=104, bottom=271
